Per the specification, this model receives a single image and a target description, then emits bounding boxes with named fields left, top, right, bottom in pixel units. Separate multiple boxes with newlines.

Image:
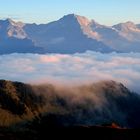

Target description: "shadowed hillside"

left=0, top=80, right=46, bottom=126
left=0, top=80, right=140, bottom=139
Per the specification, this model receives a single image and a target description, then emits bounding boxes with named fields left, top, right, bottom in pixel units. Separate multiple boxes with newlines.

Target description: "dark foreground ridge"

left=0, top=79, right=140, bottom=139
left=0, top=125, right=140, bottom=140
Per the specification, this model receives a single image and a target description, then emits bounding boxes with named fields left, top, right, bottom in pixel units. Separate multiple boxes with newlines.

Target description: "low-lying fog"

left=0, top=51, right=140, bottom=93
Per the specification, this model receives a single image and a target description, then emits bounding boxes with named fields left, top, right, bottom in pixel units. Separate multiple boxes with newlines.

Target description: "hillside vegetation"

left=0, top=80, right=140, bottom=128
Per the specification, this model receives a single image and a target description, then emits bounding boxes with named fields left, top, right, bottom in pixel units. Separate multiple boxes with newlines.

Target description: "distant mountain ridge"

left=0, top=14, right=140, bottom=54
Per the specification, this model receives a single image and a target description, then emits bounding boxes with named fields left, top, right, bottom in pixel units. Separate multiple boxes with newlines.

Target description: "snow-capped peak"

left=59, top=14, right=77, bottom=21
left=0, top=18, right=27, bottom=39
left=60, top=14, right=91, bottom=26
left=113, top=21, right=139, bottom=32
left=6, top=18, right=14, bottom=24
left=75, top=15, right=91, bottom=26
left=112, top=21, right=140, bottom=42
left=61, top=14, right=102, bottom=40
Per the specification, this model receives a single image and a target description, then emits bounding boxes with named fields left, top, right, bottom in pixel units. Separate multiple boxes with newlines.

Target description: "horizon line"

left=0, top=13, right=139, bottom=26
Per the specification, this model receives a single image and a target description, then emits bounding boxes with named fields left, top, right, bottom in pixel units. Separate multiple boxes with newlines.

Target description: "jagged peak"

left=5, top=18, right=14, bottom=23
left=0, top=18, right=25, bottom=27
left=60, top=14, right=91, bottom=26
left=75, top=14, right=91, bottom=26
left=90, top=19, right=104, bottom=28
left=124, top=21, right=135, bottom=25
left=0, top=18, right=26, bottom=39
left=60, top=13, right=77, bottom=20
left=0, top=18, right=13, bottom=25
left=121, top=21, right=136, bottom=28
left=113, top=21, right=138, bottom=31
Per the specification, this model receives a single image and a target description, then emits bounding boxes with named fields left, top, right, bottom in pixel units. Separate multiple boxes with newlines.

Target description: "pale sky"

left=0, top=0, right=140, bottom=25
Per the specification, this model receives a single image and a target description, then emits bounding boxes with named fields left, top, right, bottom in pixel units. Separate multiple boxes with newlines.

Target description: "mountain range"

left=0, top=14, right=140, bottom=54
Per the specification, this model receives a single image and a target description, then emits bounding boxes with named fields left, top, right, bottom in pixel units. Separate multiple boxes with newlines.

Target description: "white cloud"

left=0, top=51, right=140, bottom=93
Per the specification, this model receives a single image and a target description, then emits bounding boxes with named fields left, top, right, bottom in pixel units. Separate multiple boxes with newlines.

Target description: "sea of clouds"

left=0, top=51, right=140, bottom=93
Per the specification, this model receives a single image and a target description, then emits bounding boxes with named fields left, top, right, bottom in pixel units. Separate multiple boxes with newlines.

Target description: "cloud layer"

left=0, top=51, right=140, bottom=93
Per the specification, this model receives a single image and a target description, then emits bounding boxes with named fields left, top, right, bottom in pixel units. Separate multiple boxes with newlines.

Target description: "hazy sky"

left=0, top=0, right=140, bottom=25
